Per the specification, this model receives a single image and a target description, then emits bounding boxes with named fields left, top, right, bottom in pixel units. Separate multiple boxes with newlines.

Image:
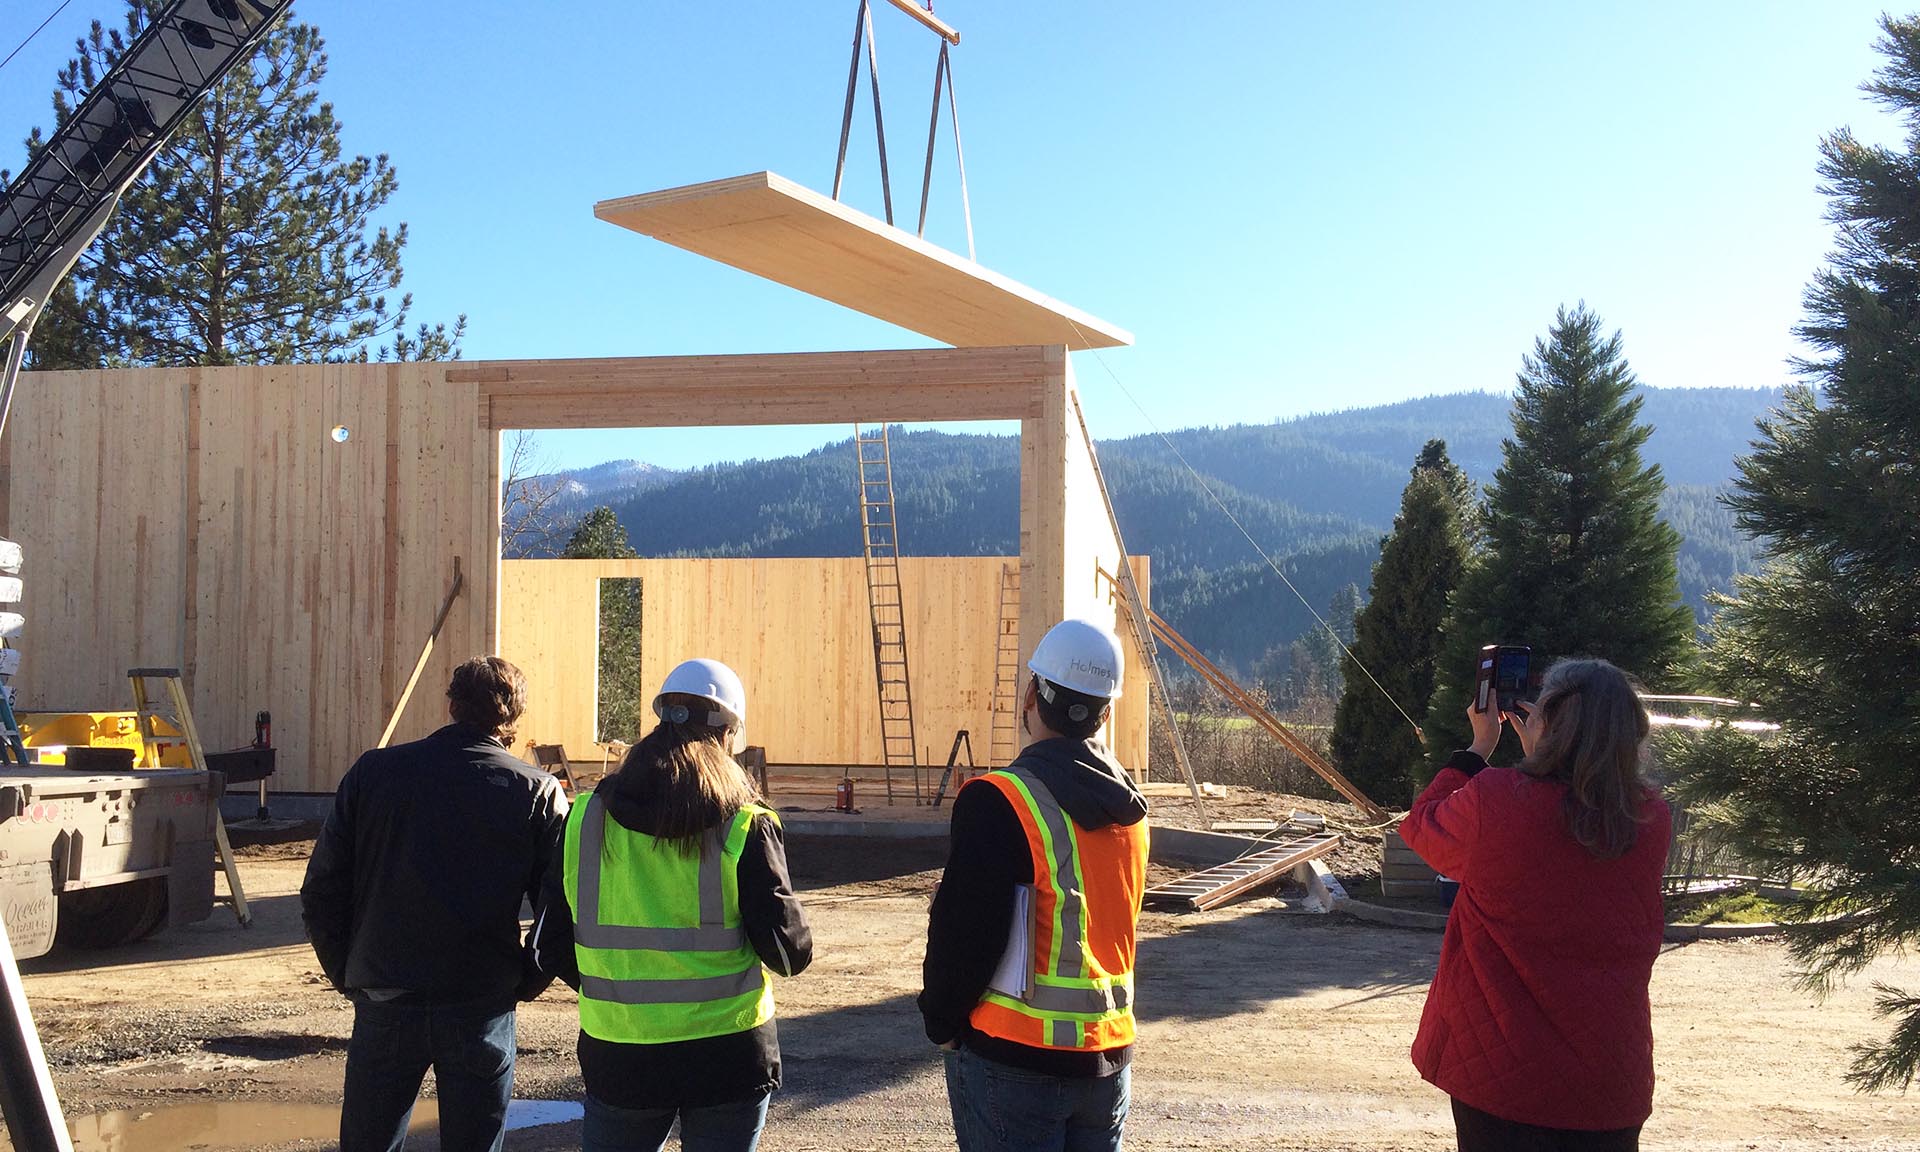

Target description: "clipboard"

left=987, top=884, right=1035, bottom=999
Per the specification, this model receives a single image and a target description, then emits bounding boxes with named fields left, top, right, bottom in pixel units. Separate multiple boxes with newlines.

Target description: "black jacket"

left=918, top=737, right=1149, bottom=1078
left=299, top=723, right=569, bottom=1009
left=526, top=763, right=814, bottom=1109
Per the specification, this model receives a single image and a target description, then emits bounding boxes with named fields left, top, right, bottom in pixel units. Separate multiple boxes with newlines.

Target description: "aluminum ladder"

left=988, top=562, right=1022, bottom=767
left=129, top=668, right=252, bottom=927
left=854, top=424, right=920, bottom=802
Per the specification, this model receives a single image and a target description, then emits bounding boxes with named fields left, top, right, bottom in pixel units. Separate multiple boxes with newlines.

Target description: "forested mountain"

left=525, top=385, right=1785, bottom=672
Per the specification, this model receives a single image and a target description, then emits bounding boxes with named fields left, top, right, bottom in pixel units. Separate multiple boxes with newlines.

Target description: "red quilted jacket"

left=1399, top=757, right=1671, bottom=1131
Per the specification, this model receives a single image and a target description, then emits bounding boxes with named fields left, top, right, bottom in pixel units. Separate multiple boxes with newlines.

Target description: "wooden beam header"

left=593, top=172, right=1132, bottom=352
left=447, top=345, right=1065, bottom=430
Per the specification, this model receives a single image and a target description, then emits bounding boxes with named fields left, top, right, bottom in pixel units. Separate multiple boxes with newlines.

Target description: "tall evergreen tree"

left=1426, top=305, right=1695, bottom=756
left=1663, top=14, right=1920, bottom=1092
left=1330, top=441, right=1474, bottom=805
left=19, top=2, right=461, bottom=368
left=562, top=507, right=637, bottom=561
left=562, top=507, right=644, bottom=742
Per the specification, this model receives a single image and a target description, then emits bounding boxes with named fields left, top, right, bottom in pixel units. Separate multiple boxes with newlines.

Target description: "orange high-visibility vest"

left=966, top=765, right=1149, bottom=1051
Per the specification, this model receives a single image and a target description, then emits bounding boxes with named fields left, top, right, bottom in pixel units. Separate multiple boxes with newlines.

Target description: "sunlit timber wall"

left=0, top=365, right=496, bottom=793
left=0, top=347, right=1138, bottom=793
left=498, top=556, right=1150, bottom=774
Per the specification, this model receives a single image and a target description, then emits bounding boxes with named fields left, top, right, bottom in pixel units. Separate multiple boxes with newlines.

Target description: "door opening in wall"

left=594, top=577, right=644, bottom=746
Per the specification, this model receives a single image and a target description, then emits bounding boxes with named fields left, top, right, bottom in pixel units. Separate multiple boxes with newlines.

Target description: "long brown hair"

left=1519, top=658, right=1653, bottom=859
left=612, top=693, right=761, bottom=853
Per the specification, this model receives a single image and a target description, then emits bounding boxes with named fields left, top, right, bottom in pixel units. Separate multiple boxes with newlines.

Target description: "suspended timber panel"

left=499, top=557, right=1150, bottom=775
left=594, top=173, right=1133, bottom=351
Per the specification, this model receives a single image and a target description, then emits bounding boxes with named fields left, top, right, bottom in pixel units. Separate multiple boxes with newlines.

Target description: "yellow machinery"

left=15, top=711, right=193, bottom=769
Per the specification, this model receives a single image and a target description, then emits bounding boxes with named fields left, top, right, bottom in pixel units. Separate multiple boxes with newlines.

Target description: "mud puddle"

left=2, top=1099, right=583, bottom=1151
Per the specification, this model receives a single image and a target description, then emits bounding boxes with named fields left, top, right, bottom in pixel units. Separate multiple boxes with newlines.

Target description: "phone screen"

left=1494, top=648, right=1531, bottom=711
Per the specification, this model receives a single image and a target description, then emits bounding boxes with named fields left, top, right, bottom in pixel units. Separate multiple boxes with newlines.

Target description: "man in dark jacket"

left=301, top=656, right=568, bottom=1152
left=921, top=618, right=1150, bottom=1152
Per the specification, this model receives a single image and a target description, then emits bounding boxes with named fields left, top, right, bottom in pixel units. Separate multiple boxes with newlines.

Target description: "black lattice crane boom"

left=0, top=0, right=293, bottom=441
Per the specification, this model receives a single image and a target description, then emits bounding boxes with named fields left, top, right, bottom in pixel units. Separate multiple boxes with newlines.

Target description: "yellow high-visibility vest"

left=564, top=794, right=776, bottom=1044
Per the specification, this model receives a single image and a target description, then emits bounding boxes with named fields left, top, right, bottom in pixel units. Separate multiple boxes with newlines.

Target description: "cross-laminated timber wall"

left=0, top=344, right=1135, bottom=793
left=0, top=364, right=494, bottom=792
left=497, top=556, right=1150, bottom=771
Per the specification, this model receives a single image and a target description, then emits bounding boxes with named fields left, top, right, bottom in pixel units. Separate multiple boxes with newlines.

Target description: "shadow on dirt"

left=1135, top=914, right=1440, bottom=1023
left=773, top=990, right=940, bottom=1115
left=784, top=834, right=948, bottom=892
left=20, top=892, right=309, bottom=975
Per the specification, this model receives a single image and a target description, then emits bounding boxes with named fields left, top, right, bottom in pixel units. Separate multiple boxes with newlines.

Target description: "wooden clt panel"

left=594, top=172, right=1133, bottom=351
left=449, top=346, right=1062, bottom=431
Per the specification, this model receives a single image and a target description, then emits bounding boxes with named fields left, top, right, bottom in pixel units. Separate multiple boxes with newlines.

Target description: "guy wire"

left=1064, top=317, right=1427, bottom=740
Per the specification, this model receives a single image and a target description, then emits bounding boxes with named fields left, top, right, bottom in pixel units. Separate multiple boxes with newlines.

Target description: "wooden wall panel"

left=7, top=364, right=494, bottom=793
left=0, top=369, right=191, bottom=710
left=498, top=556, right=1150, bottom=775
left=3, top=346, right=1128, bottom=793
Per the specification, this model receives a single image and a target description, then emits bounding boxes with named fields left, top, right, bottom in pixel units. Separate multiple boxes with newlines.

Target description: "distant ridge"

left=520, top=385, right=1784, bottom=671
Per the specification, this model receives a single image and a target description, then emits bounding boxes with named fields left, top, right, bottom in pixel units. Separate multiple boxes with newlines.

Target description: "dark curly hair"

left=446, top=656, right=528, bottom=742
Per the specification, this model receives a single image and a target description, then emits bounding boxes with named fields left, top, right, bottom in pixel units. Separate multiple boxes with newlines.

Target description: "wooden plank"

left=882, top=0, right=961, bottom=44
left=452, top=347, right=1059, bottom=430
left=594, top=173, right=1131, bottom=351
left=1145, top=833, right=1343, bottom=912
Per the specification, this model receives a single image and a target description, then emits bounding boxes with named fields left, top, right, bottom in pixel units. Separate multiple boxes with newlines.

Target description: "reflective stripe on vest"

left=968, top=766, right=1145, bottom=1052
left=565, top=795, right=777, bottom=1044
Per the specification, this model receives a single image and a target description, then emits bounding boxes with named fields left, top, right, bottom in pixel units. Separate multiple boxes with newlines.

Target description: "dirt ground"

left=9, top=833, right=1920, bottom=1152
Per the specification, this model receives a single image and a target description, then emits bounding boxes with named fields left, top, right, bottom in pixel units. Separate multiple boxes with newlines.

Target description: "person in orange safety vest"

left=919, top=617, right=1150, bottom=1152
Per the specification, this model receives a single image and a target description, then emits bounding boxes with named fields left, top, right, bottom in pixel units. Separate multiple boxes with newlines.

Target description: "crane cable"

left=1065, top=317, right=1428, bottom=741
left=0, top=0, right=74, bottom=77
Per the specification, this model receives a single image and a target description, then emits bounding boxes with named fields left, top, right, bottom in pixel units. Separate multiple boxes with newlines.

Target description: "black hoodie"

left=526, top=764, right=813, bottom=1108
left=918, top=737, right=1149, bottom=1078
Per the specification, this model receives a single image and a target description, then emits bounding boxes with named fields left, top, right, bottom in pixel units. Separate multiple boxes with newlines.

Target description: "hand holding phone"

left=1474, top=645, right=1533, bottom=714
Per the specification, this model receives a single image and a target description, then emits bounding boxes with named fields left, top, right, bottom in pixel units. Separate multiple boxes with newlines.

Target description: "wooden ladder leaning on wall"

left=128, top=668, right=252, bottom=926
left=988, top=562, right=1022, bottom=768
left=854, top=423, right=921, bottom=803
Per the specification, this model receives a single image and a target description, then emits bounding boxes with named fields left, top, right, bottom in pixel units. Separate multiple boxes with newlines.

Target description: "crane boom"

left=0, top=0, right=291, bottom=438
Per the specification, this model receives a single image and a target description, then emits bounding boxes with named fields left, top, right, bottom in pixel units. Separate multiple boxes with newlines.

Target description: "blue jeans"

left=582, top=1092, right=771, bottom=1152
left=944, top=1045, right=1131, bottom=1152
left=339, top=999, right=516, bottom=1152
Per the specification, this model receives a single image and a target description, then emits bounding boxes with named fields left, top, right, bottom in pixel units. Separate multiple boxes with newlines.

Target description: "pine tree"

left=20, top=2, right=461, bottom=368
left=1330, top=441, right=1474, bottom=805
left=562, top=507, right=637, bottom=560
left=1426, top=305, right=1695, bottom=757
left=561, top=507, right=643, bottom=742
left=1662, top=14, right=1920, bottom=1093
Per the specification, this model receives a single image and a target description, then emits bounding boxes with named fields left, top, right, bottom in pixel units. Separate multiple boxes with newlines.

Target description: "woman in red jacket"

left=1400, top=657, right=1672, bottom=1151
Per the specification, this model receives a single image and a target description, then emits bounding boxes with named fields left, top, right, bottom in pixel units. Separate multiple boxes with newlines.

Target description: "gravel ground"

left=9, top=832, right=1919, bottom=1152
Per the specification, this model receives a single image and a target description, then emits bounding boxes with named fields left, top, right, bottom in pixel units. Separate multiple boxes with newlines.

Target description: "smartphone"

left=1474, top=644, right=1532, bottom=714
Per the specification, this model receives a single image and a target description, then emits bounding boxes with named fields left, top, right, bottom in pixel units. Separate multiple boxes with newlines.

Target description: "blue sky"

left=0, top=2, right=1898, bottom=470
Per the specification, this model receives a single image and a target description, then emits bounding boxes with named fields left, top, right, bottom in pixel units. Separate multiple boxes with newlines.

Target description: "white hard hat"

left=653, top=658, right=748, bottom=732
left=1028, top=618, right=1125, bottom=699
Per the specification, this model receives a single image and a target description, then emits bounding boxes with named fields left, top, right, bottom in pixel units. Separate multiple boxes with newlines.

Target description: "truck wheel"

left=55, top=878, right=169, bottom=950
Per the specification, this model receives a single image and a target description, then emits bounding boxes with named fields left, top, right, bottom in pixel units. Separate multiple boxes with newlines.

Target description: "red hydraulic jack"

left=834, top=775, right=858, bottom=813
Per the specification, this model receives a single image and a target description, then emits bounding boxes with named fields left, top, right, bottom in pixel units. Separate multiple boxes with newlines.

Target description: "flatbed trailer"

left=0, top=765, right=219, bottom=959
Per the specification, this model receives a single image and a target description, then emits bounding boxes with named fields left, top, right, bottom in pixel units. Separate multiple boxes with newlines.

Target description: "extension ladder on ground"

left=855, top=423, right=920, bottom=802
left=129, top=668, right=252, bottom=927
left=1144, top=832, right=1343, bottom=912
left=988, top=562, right=1021, bottom=768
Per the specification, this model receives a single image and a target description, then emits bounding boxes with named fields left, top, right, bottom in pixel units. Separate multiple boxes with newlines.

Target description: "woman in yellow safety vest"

left=527, top=658, right=813, bottom=1152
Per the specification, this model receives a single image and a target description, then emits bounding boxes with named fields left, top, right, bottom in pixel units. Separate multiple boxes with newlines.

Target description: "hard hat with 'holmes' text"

left=653, top=658, right=748, bottom=733
left=1028, top=618, right=1125, bottom=700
